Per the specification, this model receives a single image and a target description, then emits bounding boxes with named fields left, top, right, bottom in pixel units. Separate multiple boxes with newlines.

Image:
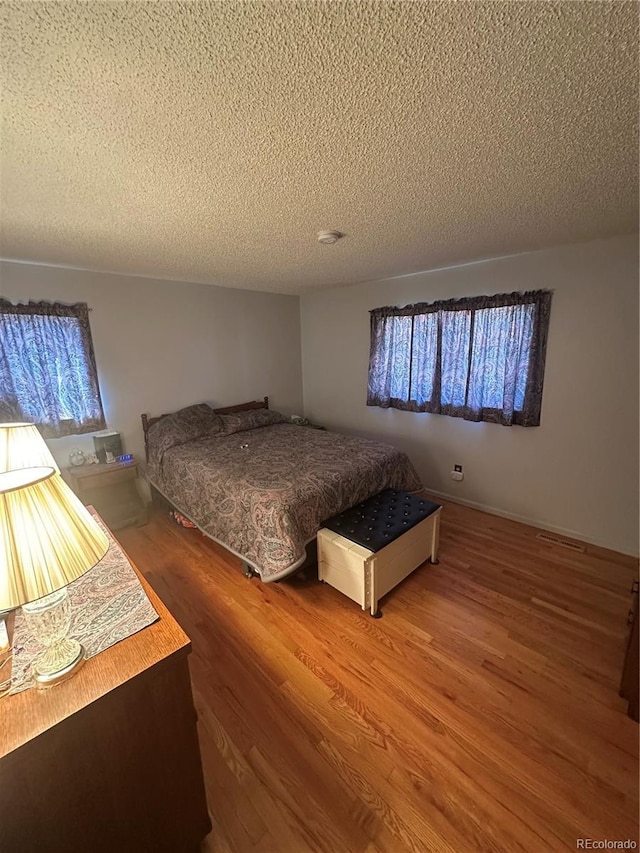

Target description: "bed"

left=141, top=397, right=422, bottom=582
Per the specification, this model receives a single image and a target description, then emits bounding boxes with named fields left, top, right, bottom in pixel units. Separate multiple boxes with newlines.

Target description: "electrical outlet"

left=450, top=469, right=464, bottom=482
left=454, top=464, right=463, bottom=473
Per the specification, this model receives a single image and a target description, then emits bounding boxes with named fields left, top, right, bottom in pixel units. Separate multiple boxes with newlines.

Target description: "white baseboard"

left=425, top=488, right=638, bottom=558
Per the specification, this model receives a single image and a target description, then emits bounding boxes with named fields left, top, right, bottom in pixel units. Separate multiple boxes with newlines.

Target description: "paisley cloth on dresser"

left=8, top=511, right=158, bottom=694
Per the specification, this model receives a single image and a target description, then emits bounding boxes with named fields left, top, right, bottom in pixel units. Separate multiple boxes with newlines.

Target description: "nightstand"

left=65, top=461, right=147, bottom=530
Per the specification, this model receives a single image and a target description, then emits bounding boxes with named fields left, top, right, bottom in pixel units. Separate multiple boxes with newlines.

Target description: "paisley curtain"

left=0, top=300, right=106, bottom=438
left=367, top=290, right=552, bottom=426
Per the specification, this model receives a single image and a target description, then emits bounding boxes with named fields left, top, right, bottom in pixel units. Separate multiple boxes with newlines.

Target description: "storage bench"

left=317, top=490, right=442, bottom=617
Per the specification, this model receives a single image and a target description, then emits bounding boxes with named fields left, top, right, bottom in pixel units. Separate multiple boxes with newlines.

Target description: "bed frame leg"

left=150, top=484, right=167, bottom=510
left=241, top=561, right=257, bottom=579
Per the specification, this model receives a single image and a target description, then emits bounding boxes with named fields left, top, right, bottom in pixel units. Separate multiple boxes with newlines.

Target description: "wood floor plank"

left=118, top=499, right=639, bottom=852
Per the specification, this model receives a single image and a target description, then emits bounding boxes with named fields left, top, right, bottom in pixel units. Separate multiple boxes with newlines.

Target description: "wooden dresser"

left=0, top=549, right=211, bottom=853
left=620, top=578, right=639, bottom=721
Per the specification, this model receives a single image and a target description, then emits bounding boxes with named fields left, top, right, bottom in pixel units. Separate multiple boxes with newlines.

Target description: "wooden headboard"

left=141, top=396, right=269, bottom=463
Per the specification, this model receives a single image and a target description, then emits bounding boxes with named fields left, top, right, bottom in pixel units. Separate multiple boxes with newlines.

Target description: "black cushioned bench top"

left=322, top=489, right=441, bottom=553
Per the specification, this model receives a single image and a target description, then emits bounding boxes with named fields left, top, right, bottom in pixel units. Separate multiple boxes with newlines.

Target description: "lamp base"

left=0, top=611, right=9, bottom=653
left=0, top=611, right=11, bottom=697
left=22, top=589, right=86, bottom=687
left=34, top=641, right=85, bottom=686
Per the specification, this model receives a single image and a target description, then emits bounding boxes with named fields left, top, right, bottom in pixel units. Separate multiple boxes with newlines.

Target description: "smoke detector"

left=317, top=230, right=344, bottom=245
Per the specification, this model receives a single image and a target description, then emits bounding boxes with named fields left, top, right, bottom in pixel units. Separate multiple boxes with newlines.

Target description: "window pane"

left=368, top=290, right=550, bottom=425
left=367, top=314, right=413, bottom=402
left=440, top=310, right=471, bottom=407
left=0, top=308, right=105, bottom=435
left=467, top=304, right=534, bottom=413
left=514, top=308, right=534, bottom=411
left=387, top=316, right=412, bottom=400
left=409, top=313, right=437, bottom=405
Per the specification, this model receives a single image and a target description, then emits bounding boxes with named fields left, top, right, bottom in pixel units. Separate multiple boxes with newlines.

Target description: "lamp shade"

left=0, top=467, right=109, bottom=610
left=0, top=422, right=59, bottom=473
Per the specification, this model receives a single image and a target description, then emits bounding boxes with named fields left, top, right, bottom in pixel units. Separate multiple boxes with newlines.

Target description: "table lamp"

left=0, top=422, right=59, bottom=473
left=0, top=466, right=109, bottom=686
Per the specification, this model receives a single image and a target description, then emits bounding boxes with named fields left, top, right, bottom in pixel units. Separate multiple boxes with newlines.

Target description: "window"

left=0, top=300, right=106, bottom=438
left=367, top=290, right=552, bottom=426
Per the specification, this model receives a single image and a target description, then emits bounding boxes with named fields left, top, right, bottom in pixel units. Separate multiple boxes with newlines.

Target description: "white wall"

left=0, top=262, right=303, bottom=471
left=3, top=236, right=637, bottom=555
left=301, top=234, right=640, bottom=556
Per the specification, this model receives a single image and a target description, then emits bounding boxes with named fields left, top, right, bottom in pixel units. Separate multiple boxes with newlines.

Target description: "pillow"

left=172, top=403, right=220, bottom=435
left=218, top=408, right=289, bottom=436
left=148, top=403, right=222, bottom=467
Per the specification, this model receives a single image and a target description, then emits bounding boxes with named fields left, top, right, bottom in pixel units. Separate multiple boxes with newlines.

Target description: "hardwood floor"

left=118, top=500, right=639, bottom=853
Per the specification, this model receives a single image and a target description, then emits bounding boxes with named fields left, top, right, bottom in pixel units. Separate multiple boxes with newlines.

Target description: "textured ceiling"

left=0, top=1, right=638, bottom=294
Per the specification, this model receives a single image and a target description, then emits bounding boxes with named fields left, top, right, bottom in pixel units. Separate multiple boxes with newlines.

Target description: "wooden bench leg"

left=369, top=563, right=382, bottom=617
left=430, top=510, right=441, bottom=565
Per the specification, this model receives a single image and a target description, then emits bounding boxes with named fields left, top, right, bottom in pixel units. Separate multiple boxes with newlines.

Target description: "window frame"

left=367, top=289, right=552, bottom=427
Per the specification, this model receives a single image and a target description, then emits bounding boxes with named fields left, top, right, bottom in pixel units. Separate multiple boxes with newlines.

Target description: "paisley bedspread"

left=148, top=422, right=422, bottom=581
